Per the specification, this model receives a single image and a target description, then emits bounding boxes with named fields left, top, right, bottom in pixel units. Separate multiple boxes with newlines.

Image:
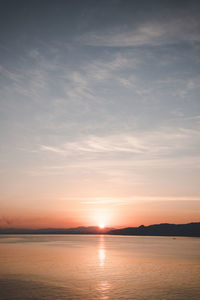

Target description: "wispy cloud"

left=63, top=53, right=132, bottom=104
left=40, top=127, right=199, bottom=157
left=79, top=17, right=200, bottom=47
left=58, top=196, right=200, bottom=209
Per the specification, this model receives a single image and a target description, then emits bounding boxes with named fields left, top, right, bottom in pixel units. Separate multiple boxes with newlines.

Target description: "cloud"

left=40, top=145, right=66, bottom=155
left=63, top=53, right=132, bottom=104
left=60, top=196, right=200, bottom=208
left=40, top=127, right=199, bottom=156
left=40, top=134, right=149, bottom=156
left=78, top=17, right=200, bottom=47
left=81, top=197, right=125, bottom=206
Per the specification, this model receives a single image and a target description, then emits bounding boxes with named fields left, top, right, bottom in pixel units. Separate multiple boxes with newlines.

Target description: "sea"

left=0, top=234, right=200, bottom=300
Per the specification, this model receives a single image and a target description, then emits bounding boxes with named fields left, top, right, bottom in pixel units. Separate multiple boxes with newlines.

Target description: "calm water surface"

left=0, top=235, right=200, bottom=300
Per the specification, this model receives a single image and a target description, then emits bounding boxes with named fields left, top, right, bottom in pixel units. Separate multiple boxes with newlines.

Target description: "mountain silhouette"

left=0, top=226, right=112, bottom=234
left=0, top=222, right=199, bottom=237
left=108, top=222, right=200, bottom=237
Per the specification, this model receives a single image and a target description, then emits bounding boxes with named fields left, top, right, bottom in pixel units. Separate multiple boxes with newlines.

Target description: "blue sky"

left=0, top=0, right=200, bottom=227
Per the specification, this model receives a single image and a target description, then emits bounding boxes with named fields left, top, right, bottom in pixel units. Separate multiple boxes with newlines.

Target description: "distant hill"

left=0, top=222, right=199, bottom=237
left=0, top=226, right=112, bottom=235
left=108, top=222, right=200, bottom=237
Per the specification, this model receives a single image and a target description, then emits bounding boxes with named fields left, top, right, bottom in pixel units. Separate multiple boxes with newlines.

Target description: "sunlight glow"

left=99, top=223, right=105, bottom=229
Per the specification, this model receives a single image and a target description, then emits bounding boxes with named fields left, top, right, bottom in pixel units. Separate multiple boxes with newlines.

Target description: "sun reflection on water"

left=98, top=235, right=106, bottom=267
left=99, top=248, right=106, bottom=267
left=97, top=236, right=111, bottom=298
left=97, top=281, right=110, bottom=300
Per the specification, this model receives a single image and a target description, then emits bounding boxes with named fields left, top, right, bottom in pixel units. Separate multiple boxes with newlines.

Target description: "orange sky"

left=1, top=195, right=200, bottom=229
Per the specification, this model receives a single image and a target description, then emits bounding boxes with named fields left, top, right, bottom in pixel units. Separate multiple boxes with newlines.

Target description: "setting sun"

left=99, top=224, right=105, bottom=229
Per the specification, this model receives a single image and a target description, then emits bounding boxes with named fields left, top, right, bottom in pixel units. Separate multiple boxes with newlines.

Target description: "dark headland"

left=108, top=222, right=200, bottom=237
left=0, top=222, right=200, bottom=237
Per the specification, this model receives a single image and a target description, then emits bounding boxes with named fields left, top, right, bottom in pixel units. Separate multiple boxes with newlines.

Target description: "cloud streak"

left=40, top=127, right=200, bottom=157
left=79, top=17, right=200, bottom=47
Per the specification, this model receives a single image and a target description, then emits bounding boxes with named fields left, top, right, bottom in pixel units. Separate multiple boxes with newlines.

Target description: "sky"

left=0, top=0, right=200, bottom=229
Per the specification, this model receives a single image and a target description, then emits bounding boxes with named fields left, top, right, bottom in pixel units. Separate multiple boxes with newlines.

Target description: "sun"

left=99, top=223, right=105, bottom=229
